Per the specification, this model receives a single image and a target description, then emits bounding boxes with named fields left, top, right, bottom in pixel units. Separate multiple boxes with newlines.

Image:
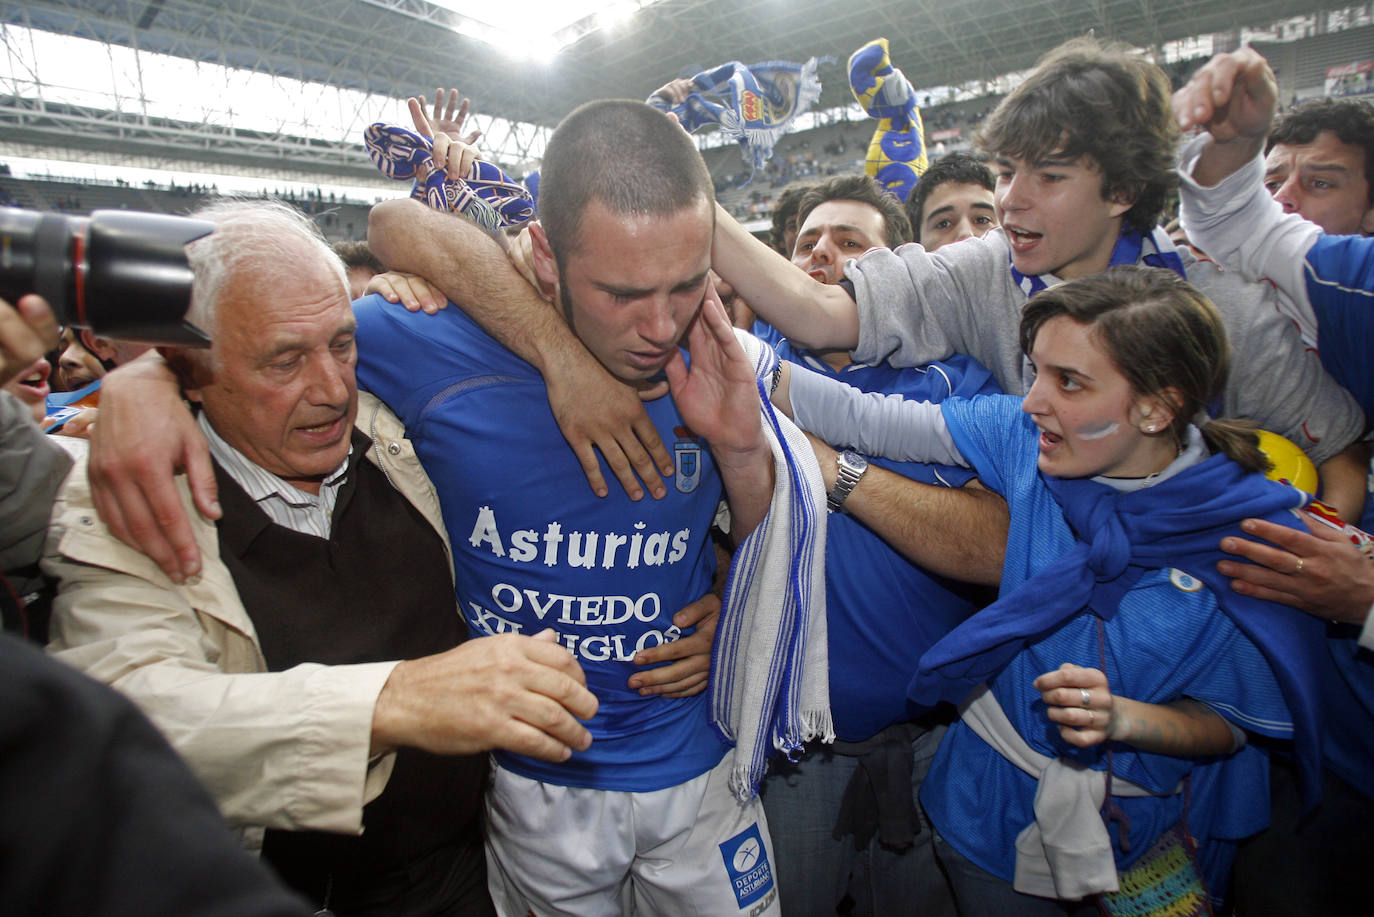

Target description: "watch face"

left=840, top=450, right=868, bottom=472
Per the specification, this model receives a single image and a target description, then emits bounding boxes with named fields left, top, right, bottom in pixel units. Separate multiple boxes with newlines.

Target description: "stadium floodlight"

left=427, top=0, right=657, bottom=56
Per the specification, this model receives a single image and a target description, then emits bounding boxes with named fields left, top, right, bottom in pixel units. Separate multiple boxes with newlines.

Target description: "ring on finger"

left=1294, top=557, right=1304, bottom=575
left=1079, top=688, right=1091, bottom=708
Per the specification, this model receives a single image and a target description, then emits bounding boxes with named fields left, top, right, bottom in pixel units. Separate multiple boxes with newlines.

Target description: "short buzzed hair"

left=905, top=153, right=995, bottom=243
left=538, top=99, right=714, bottom=263
left=794, top=174, right=912, bottom=250
left=1269, top=98, right=1374, bottom=206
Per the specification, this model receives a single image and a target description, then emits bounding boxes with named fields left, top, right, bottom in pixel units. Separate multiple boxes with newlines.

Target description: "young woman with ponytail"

left=773, top=264, right=1328, bottom=915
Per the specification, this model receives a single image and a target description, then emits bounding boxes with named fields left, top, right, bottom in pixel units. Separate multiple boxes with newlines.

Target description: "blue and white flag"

left=649, top=58, right=830, bottom=186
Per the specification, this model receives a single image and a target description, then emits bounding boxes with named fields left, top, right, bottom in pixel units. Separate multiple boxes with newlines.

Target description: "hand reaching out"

left=1218, top=512, right=1374, bottom=625
left=627, top=592, right=720, bottom=698
left=1034, top=662, right=1240, bottom=756
left=365, top=271, right=449, bottom=315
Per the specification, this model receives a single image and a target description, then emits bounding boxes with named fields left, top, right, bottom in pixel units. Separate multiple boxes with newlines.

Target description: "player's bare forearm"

left=367, top=199, right=576, bottom=373
left=715, top=439, right=775, bottom=543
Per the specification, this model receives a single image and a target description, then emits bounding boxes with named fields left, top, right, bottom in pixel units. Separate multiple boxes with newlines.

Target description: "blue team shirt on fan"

left=755, top=322, right=1000, bottom=740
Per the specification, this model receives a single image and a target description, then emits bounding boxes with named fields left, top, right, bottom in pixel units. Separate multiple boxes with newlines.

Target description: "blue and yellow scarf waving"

left=364, top=123, right=535, bottom=232
left=648, top=58, right=829, bottom=186
left=849, top=38, right=927, bottom=203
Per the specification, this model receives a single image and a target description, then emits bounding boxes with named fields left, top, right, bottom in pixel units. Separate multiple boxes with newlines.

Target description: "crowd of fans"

left=3, top=34, right=1374, bottom=917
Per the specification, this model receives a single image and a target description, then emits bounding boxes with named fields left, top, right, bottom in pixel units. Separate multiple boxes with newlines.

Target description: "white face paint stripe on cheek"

left=1074, top=420, right=1120, bottom=440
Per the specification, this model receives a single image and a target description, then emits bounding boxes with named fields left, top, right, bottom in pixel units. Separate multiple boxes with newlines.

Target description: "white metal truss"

left=0, top=0, right=1358, bottom=184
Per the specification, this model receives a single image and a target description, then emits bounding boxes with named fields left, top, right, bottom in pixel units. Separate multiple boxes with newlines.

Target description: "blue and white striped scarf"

left=711, top=332, right=832, bottom=801
left=364, top=123, right=535, bottom=232
left=1011, top=226, right=1186, bottom=298
left=649, top=58, right=830, bottom=187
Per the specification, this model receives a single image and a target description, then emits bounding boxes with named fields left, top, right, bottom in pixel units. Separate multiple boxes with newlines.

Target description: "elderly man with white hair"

left=43, top=200, right=599, bottom=916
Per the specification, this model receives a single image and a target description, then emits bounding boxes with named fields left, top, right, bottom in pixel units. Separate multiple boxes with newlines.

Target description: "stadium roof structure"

left=0, top=0, right=1348, bottom=186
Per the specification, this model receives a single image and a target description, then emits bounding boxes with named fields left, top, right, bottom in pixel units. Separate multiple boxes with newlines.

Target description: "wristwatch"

left=826, top=451, right=868, bottom=513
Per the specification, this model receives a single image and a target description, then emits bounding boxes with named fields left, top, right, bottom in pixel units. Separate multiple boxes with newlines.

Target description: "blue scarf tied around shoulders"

left=364, top=123, right=535, bottom=232
left=910, top=433, right=1327, bottom=807
left=648, top=58, right=830, bottom=187
left=1011, top=227, right=1186, bottom=297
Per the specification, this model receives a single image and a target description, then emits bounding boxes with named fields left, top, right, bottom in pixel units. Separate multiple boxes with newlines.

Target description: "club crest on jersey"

left=1168, top=568, right=1204, bottom=593
left=675, top=440, right=702, bottom=494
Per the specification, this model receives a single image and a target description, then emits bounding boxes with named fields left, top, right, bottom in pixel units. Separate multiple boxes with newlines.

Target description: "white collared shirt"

left=198, top=411, right=352, bottom=539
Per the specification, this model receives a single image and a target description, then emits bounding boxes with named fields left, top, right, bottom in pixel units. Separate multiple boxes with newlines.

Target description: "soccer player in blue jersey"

left=359, top=100, right=794, bottom=916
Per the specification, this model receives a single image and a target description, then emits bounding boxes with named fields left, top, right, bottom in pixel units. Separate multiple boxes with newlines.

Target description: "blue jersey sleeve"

left=939, top=393, right=1032, bottom=497
left=352, top=292, right=447, bottom=426
left=352, top=293, right=533, bottom=429
left=1304, top=234, right=1374, bottom=417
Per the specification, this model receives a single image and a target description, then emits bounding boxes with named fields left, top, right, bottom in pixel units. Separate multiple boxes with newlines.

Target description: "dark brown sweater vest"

left=213, top=433, right=491, bottom=914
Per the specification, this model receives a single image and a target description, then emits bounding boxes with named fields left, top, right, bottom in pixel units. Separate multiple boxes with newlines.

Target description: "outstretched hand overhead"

left=408, top=97, right=482, bottom=182
left=1172, top=48, right=1279, bottom=187
left=1172, top=47, right=1277, bottom=141
left=422, top=87, right=483, bottom=145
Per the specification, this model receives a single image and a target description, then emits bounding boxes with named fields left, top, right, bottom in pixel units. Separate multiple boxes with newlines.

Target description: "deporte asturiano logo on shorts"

left=719, top=823, right=774, bottom=909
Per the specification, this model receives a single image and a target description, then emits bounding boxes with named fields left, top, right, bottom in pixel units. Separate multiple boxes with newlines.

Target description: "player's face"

left=790, top=199, right=888, bottom=285
left=918, top=181, right=998, bottom=251
left=1264, top=131, right=1374, bottom=235
left=1021, top=316, right=1175, bottom=479
left=556, top=198, right=713, bottom=388
left=994, top=153, right=1130, bottom=281
left=188, top=256, right=358, bottom=493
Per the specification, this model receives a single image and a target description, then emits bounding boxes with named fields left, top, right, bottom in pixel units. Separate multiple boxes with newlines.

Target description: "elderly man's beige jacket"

left=43, top=393, right=454, bottom=840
